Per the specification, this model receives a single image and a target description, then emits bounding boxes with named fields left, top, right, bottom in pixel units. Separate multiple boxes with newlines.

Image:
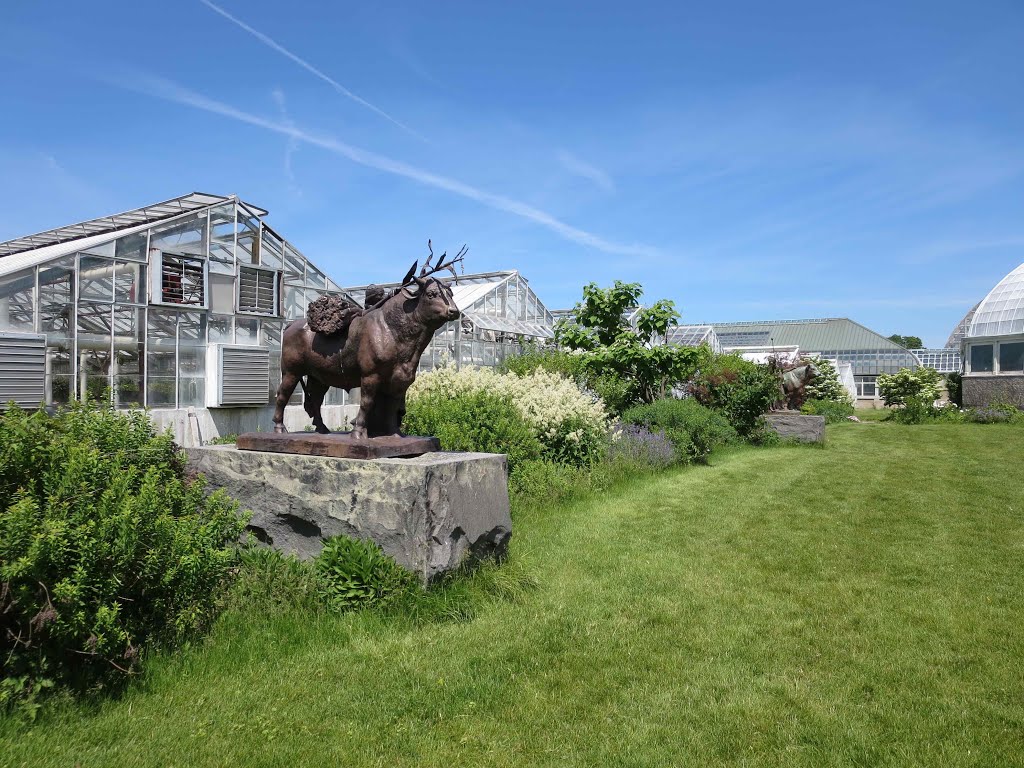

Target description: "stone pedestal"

left=185, top=445, right=511, bottom=582
left=764, top=411, right=825, bottom=443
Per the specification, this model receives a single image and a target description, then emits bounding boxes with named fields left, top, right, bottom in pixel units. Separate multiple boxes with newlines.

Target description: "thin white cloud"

left=557, top=150, right=615, bottom=193
left=122, top=73, right=659, bottom=258
left=198, top=0, right=422, bottom=140
left=271, top=88, right=301, bottom=195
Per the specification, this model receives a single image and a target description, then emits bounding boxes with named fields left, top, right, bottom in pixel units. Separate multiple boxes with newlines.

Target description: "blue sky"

left=2, top=0, right=1023, bottom=347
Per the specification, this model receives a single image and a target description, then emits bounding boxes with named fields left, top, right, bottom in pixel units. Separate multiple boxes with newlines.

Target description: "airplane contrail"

left=198, top=0, right=422, bottom=140
left=124, top=72, right=660, bottom=258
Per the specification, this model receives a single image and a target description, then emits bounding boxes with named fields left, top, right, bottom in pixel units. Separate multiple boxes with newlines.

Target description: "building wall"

left=148, top=403, right=359, bottom=447
left=962, top=375, right=1024, bottom=408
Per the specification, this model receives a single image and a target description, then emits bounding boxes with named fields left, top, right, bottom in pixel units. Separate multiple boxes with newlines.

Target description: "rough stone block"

left=764, top=411, right=825, bottom=443
left=185, top=445, right=511, bottom=582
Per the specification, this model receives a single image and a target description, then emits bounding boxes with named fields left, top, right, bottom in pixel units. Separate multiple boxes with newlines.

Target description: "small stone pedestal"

left=764, top=411, right=826, bottom=443
left=185, top=445, right=511, bottom=582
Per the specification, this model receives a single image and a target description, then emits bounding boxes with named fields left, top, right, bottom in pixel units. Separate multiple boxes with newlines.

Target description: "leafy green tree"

left=888, top=334, right=924, bottom=350
left=554, top=281, right=701, bottom=406
left=877, top=367, right=942, bottom=407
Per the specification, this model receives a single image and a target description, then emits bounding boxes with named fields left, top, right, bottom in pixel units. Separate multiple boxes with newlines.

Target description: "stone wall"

left=185, top=445, right=512, bottom=582
left=764, top=412, right=825, bottom=442
left=963, top=375, right=1024, bottom=408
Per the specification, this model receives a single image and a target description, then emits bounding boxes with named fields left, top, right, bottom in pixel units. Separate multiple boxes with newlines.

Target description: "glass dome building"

left=962, top=263, right=1024, bottom=407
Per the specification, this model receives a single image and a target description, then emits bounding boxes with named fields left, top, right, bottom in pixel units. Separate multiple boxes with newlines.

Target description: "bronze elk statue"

left=273, top=242, right=465, bottom=439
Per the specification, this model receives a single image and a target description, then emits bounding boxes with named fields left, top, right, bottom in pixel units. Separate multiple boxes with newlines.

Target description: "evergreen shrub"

left=0, top=400, right=245, bottom=709
left=621, top=398, right=737, bottom=463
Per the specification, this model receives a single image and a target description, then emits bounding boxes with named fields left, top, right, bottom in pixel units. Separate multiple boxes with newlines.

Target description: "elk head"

left=399, top=240, right=465, bottom=324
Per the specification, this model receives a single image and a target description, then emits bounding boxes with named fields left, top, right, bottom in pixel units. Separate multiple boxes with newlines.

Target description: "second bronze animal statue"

left=272, top=242, right=465, bottom=439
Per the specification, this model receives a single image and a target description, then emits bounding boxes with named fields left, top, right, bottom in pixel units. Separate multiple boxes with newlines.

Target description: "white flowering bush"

left=408, top=365, right=609, bottom=466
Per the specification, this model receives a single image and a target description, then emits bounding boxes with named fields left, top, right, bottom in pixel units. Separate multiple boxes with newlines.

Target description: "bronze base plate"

left=236, top=432, right=441, bottom=459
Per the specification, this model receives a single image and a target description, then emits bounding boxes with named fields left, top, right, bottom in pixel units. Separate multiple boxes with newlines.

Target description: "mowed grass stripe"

left=3, top=423, right=1024, bottom=766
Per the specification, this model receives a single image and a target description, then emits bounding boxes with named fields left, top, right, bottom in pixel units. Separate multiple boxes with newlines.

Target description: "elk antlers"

left=401, top=239, right=467, bottom=287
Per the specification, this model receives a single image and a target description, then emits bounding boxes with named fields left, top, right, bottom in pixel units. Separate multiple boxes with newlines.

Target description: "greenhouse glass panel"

left=150, top=212, right=207, bottom=257
left=208, top=314, right=233, bottom=343
left=235, top=317, right=259, bottom=345
left=115, top=231, right=148, bottom=262
left=209, top=204, right=236, bottom=264
left=0, top=268, right=35, bottom=331
left=971, top=344, right=994, bottom=373
left=114, top=261, right=146, bottom=304
left=79, top=257, right=115, bottom=302
left=260, top=228, right=284, bottom=270
left=999, top=342, right=1024, bottom=372
left=284, top=243, right=305, bottom=283
left=236, top=214, right=260, bottom=267
left=209, top=272, right=235, bottom=314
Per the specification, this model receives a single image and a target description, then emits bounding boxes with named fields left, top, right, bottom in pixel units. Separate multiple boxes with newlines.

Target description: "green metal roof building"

left=675, top=317, right=922, bottom=402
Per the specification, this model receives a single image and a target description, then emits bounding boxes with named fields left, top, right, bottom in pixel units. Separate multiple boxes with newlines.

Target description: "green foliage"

left=621, top=398, right=737, bottom=463
left=877, top=367, right=942, bottom=408
left=403, top=388, right=543, bottom=472
left=223, top=547, right=323, bottom=616
left=0, top=399, right=246, bottom=707
left=501, top=345, right=633, bottom=415
left=554, top=280, right=701, bottom=407
left=801, top=398, right=855, bottom=423
left=885, top=397, right=963, bottom=425
left=205, top=433, right=239, bottom=445
left=688, top=353, right=779, bottom=438
left=802, top=358, right=853, bottom=404
left=315, top=536, right=416, bottom=612
left=888, top=334, right=924, bottom=349
left=408, top=367, right=607, bottom=467
left=945, top=371, right=963, bottom=407
left=964, top=402, right=1024, bottom=424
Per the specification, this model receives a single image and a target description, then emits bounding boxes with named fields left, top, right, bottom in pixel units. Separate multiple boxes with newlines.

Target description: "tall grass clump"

left=0, top=400, right=246, bottom=713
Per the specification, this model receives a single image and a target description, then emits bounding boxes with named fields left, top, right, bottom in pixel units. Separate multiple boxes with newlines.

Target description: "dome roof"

left=946, top=302, right=980, bottom=348
left=968, top=263, right=1024, bottom=338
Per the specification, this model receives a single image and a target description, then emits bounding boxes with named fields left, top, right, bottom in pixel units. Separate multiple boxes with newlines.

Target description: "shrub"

left=801, top=398, right=855, bottom=424
left=945, top=371, right=963, bottom=407
left=409, top=365, right=608, bottom=466
left=965, top=402, right=1024, bottom=424
left=508, top=459, right=596, bottom=509
left=886, top=395, right=936, bottom=424
left=315, top=536, right=416, bottom=612
left=877, top=367, right=942, bottom=408
left=606, top=424, right=678, bottom=469
left=688, top=354, right=779, bottom=438
left=501, top=345, right=634, bottom=415
left=803, top=358, right=853, bottom=405
left=402, top=388, right=542, bottom=472
left=0, top=400, right=245, bottom=708
left=621, top=398, right=737, bottom=463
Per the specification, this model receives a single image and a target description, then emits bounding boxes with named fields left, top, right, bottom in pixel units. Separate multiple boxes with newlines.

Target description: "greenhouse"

left=343, top=270, right=555, bottom=371
left=0, top=192, right=356, bottom=433
left=961, top=262, right=1024, bottom=407
left=702, top=318, right=921, bottom=405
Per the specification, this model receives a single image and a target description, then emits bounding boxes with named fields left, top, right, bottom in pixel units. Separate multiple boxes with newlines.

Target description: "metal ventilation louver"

left=0, top=334, right=46, bottom=408
left=218, top=346, right=270, bottom=406
left=238, top=267, right=277, bottom=314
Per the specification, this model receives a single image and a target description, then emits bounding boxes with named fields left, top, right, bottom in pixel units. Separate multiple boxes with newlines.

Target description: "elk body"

left=272, top=245, right=464, bottom=439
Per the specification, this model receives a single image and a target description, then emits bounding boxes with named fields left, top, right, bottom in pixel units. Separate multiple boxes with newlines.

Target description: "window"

left=159, top=254, right=205, bottom=305
left=970, top=344, right=994, bottom=373
left=1000, top=342, right=1024, bottom=372
left=238, top=267, right=279, bottom=315
left=855, top=376, right=876, bottom=398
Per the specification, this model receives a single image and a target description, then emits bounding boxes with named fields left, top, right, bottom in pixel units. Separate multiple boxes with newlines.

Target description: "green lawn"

left=4, top=422, right=1024, bottom=767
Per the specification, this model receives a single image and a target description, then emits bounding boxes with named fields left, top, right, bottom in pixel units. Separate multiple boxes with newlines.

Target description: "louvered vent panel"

left=219, top=346, right=270, bottom=406
left=0, top=335, right=46, bottom=408
left=238, top=268, right=277, bottom=314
